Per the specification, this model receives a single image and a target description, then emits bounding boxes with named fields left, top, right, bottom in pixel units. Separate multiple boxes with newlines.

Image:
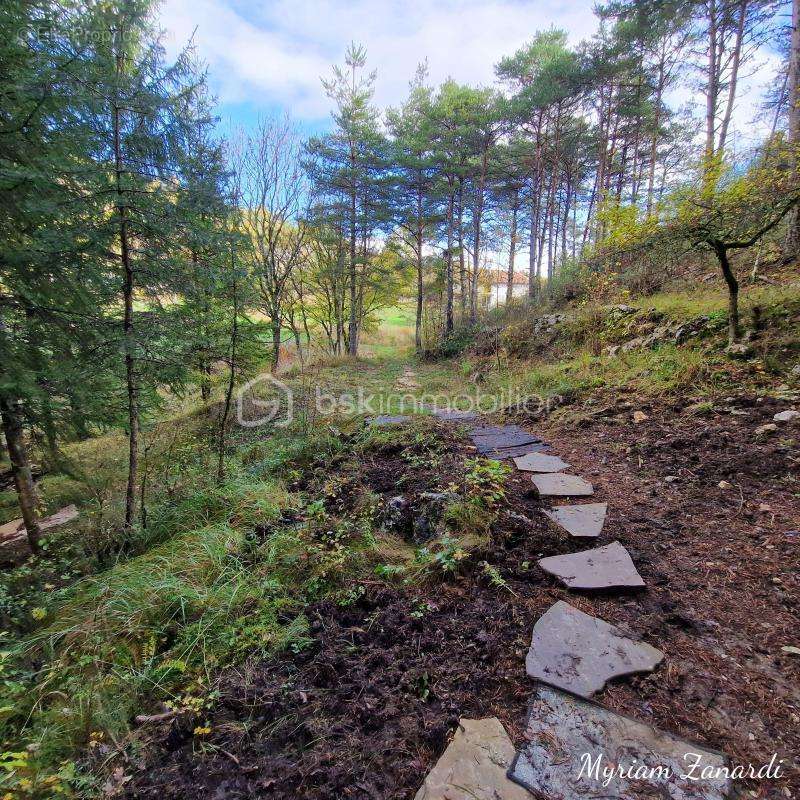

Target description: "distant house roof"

left=490, top=270, right=529, bottom=287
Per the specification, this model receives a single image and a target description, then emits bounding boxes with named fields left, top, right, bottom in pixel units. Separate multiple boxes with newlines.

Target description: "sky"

left=157, top=0, right=601, bottom=137
left=157, top=0, right=783, bottom=145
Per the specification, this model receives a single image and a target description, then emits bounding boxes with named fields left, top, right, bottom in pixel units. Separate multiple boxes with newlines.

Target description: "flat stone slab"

left=543, top=503, right=607, bottom=538
left=470, top=427, right=541, bottom=451
left=531, top=473, right=594, bottom=496
left=526, top=600, right=663, bottom=697
left=479, top=442, right=549, bottom=459
left=537, top=541, right=645, bottom=590
left=367, top=414, right=409, bottom=426
left=513, top=452, right=570, bottom=472
left=432, top=409, right=479, bottom=422
left=413, top=717, right=530, bottom=800
left=509, top=684, right=731, bottom=800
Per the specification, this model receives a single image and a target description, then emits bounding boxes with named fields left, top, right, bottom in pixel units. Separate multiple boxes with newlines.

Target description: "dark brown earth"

left=122, top=392, right=799, bottom=800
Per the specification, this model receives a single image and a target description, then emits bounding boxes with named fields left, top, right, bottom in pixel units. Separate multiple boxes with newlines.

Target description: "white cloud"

left=157, top=0, right=779, bottom=153
left=158, top=0, right=599, bottom=120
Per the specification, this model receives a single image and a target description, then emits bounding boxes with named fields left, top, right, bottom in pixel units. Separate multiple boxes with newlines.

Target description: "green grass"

left=627, top=280, right=800, bottom=321
left=1, top=278, right=798, bottom=797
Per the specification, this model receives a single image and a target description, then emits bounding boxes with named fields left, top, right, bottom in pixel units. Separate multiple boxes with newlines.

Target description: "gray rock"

left=480, top=442, right=549, bottom=459
left=471, top=425, right=541, bottom=452
left=412, top=492, right=458, bottom=543
left=773, top=409, right=800, bottom=422
left=414, top=718, right=530, bottom=800
left=513, top=452, right=570, bottom=472
left=383, top=496, right=409, bottom=531
left=725, top=342, right=753, bottom=359
left=610, top=304, right=638, bottom=315
left=525, top=600, right=663, bottom=697
left=754, top=423, right=778, bottom=435
left=537, top=541, right=645, bottom=590
left=508, top=684, right=731, bottom=800
left=432, top=409, right=479, bottom=422
left=531, top=473, right=594, bottom=497
left=542, top=503, right=607, bottom=538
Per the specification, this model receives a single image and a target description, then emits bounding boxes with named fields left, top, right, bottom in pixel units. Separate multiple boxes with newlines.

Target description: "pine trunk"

left=445, top=188, right=455, bottom=334
left=786, top=0, right=800, bottom=252
left=506, top=195, right=518, bottom=304
left=0, top=398, right=41, bottom=553
left=113, top=40, right=139, bottom=535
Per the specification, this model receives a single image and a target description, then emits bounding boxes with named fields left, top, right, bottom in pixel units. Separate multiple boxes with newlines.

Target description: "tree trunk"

left=114, top=102, right=139, bottom=533
left=786, top=0, right=800, bottom=252
left=457, top=181, right=466, bottom=318
left=415, top=182, right=424, bottom=351
left=348, top=160, right=358, bottom=356
left=717, top=0, right=747, bottom=158
left=528, top=109, right=544, bottom=298
left=705, top=0, right=719, bottom=173
left=271, top=319, right=281, bottom=370
left=646, top=50, right=666, bottom=217
left=714, top=243, right=741, bottom=343
left=0, top=398, right=41, bottom=553
left=470, top=147, right=488, bottom=323
left=506, top=194, right=518, bottom=304
left=218, top=249, right=238, bottom=485
left=415, top=233, right=423, bottom=351
left=445, top=188, right=455, bottom=335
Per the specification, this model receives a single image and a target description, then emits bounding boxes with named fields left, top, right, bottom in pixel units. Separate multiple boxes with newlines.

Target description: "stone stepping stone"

left=513, top=452, right=570, bottom=472
left=413, top=717, right=530, bottom=800
left=367, top=414, right=409, bottom=426
left=509, top=684, right=731, bottom=800
left=470, top=426, right=541, bottom=451
left=531, top=473, right=594, bottom=496
left=525, top=600, right=663, bottom=697
left=479, top=442, right=549, bottom=459
left=537, top=541, right=645, bottom=590
left=432, top=408, right=479, bottom=422
left=542, top=503, right=607, bottom=538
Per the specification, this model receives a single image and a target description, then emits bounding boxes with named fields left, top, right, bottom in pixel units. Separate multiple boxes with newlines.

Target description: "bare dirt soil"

left=122, top=392, right=799, bottom=800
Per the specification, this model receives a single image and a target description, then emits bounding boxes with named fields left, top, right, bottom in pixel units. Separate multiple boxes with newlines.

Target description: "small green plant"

left=431, top=535, right=469, bottom=573
left=305, top=498, right=326, bottom=520
left=409, top=599, right=434, bottom=619
left=336, top=584, right=366, bottom=607
left=480, top=561, right=517, bottom=596
left=413, top=671, right=431, bottom=701
left=374, top=563, right=406, bottom=579
left=464, top=459, right=511, bottom=507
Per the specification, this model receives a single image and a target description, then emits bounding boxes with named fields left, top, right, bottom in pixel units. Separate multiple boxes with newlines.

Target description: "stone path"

left=542, top=502, right=607, bottom=538
left=413, top=718, right=530, bottom=800
left=536, top=540, right=644, bottom=590
left=525, top=600, right=664, bottom=697
left=530, top=473, right=594, bottom=496
left=509, top=685, right=731, bottom=800
left=411, top=415, right=732, bottom=799
left=513, top=452, right=570, bottom=472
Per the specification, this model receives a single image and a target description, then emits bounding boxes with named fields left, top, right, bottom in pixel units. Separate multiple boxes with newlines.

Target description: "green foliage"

left=479, top=561, right=517, bottom=596
left=463, top=459, right=510, bottom=507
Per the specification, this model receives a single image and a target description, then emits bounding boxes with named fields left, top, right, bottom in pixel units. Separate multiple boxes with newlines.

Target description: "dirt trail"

left=123, top=392, right=799, bottom=800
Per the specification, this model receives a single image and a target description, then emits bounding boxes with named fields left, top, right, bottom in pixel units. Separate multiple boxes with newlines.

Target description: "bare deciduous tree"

left=236, top=116, right=309, bottom=370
